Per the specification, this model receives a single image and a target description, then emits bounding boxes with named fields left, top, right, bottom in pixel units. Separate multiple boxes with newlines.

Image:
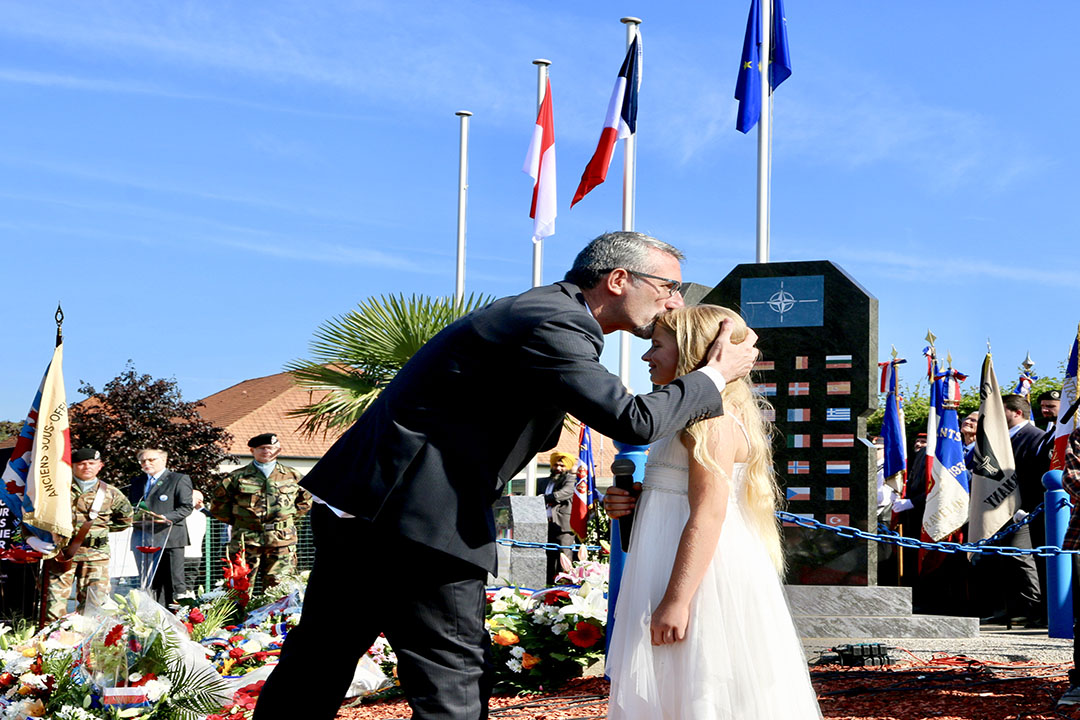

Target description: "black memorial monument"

left=702, top=260, right=879, bottom=585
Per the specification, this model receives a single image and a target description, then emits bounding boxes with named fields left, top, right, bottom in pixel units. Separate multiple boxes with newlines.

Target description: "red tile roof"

left=197, top=372, right=344, bottom=458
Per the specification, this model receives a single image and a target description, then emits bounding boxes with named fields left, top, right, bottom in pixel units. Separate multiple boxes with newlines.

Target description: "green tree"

left=0, top=420, right=22, bottom=444
left=69, top=363, right=233, bottom=494
left=286, top=293, right=493, bottom=435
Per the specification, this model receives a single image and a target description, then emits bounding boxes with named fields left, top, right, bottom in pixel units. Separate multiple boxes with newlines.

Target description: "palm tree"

left=286, top=293, right=493, bottom=435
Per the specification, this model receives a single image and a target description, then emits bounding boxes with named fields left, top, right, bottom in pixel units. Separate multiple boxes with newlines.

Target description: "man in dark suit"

left=127, top=448, right=193, bottom=606
left=254, top=231, right=759, bottom=720
left=541, top=451, right=577, bottom=584
left=979, top=395, right=1046, bottom=624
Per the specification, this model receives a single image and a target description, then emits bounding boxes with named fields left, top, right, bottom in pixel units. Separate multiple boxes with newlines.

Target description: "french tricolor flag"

left=571, top=31, right=641, bottom=207
left=1051, top=331, right=1079, bottom=471
left=524, top=77, right=556, bottom=243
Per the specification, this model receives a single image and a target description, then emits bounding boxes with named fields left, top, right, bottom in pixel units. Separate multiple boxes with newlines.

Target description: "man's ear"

left=605, top=268, right=631, bottom=296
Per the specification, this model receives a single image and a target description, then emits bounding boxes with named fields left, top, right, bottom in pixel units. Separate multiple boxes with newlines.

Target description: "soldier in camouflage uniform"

left=209, top=433, right=312, bottom=591
left=45, top=447, right=134, bottom=621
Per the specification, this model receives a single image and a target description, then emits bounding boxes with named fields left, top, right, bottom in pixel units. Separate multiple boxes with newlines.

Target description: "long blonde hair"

left=654, top=305, right=784, bottom=574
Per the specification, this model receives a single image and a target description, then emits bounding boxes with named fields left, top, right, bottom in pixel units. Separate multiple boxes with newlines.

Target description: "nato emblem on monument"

left=702, top=261, right=879, bottom=586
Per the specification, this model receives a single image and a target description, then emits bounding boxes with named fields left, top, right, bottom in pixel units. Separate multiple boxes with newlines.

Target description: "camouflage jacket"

left=209, top=462, right=312, bottom=547
left=68, top=481, right=134, bottom=562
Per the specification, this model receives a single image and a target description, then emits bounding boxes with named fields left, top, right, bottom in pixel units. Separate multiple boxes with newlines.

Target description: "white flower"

left=55, top=706, right=96, bottom=720
left=505, top=658, right=522, bottom=673
left=560, top=587, right=607, bottom=623
left=142, top=676, right=172, bottom=702
left=509, top=646, right=525, bottom=659
left=552, top=623, right=568, bottom=635
left=18, top=672, right=50, bottom=690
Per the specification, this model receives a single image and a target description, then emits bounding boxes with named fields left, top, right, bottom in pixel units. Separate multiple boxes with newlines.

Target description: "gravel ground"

left=333, top=627, right=1079, bottom=720
left=801, top=624, right=1075, bottom=665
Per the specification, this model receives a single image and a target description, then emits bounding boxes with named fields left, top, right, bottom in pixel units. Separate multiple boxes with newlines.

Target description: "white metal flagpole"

left=531, top=60, right=550, bottom=290
left=455, top=110, right=472, bottom=301
left=524, top=61, right=551, bottom=498
left=619, top=16, right=641, bottom=389
left=755, top=0, right=771, bottom=264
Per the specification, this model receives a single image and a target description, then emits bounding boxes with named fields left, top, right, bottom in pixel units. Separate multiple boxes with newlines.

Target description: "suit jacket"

left=1011, top=422, right=1050, bottom=511
left=301, top=281, right=725, bottom=572
left=542, top=471, right=576, bottom=535
left=127, top=470, right=194, bottom=548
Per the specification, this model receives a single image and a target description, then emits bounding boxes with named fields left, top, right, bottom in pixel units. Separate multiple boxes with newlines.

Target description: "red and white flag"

left=523, top=77, right=556, bottom=242
left=1051, top=327, right=1079, bottom=471
left=571, top=30, right=641, bottom=207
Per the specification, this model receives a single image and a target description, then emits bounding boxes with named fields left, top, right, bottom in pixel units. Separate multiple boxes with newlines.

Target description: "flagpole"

left=619, top=16, right=641, bottom=388
left=455, top=110, right=472, bottom=304
left=755, top=0, right=771, bottom=263
left=523, top=63, right=551, bottom=498
left=532, top=60, right=550, bottom=289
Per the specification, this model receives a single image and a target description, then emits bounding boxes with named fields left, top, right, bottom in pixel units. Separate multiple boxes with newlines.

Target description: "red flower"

left=129, top=638, right=142, bottom=652
left=130, top=673, right=157, bottom=687
left=104, top=624, right=124, bottom=647
left=189, top=608, right=205, bottom=623
left=183, top=622, right=194, bottom=633
left=228, top=647, right=246, bottom=659
left=543, top=590, right=570, bottom=605
left=230, top=634, right=245, bottom=645
left=567, top=621, right=602, bottom=648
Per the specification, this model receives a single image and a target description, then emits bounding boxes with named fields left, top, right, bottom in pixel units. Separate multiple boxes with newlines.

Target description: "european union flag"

left=735, top=0, right=793, bottom=134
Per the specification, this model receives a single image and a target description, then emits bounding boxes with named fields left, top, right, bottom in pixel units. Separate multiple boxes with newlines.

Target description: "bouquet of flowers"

left=0, top=591, right=233, bottom=720
left=485, top=577, right=607, bottom=693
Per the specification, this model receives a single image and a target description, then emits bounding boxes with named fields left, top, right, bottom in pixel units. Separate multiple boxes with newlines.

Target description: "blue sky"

left=2, top=0, right=1077, bottom=421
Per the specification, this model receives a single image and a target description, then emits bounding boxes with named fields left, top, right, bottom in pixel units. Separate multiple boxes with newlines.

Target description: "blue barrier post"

left=1044, top=470, right=1073, bottom=639
left=605, top=441, right=649, bottom=661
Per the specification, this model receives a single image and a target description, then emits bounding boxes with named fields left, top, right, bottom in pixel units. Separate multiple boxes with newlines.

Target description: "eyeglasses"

left=626, top=270, right=683, bottom=298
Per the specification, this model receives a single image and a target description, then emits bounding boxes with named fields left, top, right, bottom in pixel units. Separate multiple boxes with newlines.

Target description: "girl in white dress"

left=606, top=305, right=821, bottom=719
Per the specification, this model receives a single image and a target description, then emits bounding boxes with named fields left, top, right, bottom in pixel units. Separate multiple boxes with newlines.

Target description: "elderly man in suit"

left=254, top=231, right=760, bottom=720
left=127, top=447, right=194, bottom=606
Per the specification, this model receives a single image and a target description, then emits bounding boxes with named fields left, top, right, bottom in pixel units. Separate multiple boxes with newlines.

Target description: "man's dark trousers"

left=253, top=504, right=493, bottom=720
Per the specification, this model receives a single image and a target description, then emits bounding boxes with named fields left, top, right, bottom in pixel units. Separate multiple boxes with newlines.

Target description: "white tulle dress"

left=606, top=425, right=822, bottom=719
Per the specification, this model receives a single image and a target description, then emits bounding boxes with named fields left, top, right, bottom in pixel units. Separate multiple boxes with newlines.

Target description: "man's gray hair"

left=564, top=231, right=684, bottom=289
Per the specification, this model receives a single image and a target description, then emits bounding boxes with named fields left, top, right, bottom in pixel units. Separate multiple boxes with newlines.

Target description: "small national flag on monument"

left=826, top=460, right=850, bottom=474
left=825, top=354, right=853, bottom=369
left=788, top=382, right=809, bottom=396
left=825, top=487, right=850, bottom=501
left=782, top=512, right=814, bottom=527
left=762, top=408, right=776, bottom=422
left=754, top=382, right=777, bottom=396
left=826, top=381, right=851, bottom=395
left=523, top=76, right=556, bottom=243
left=753, top=360, right=775, bottom=371
left=826, top=407, right=851, bottom=422
left=787, top=460, right=809, bottom=475
left=795, top=356, right=809, bottom=370
left=787, top=434, right=810, bottom=448
left=787, top=408, right=810, bottom=422
left=786, top=486, right=810, bottom=501
left=822, top=434, right=854, bottom=447
left=826, top=513, right=850, bottom=527
left=572, top=30, right=641, bottom=207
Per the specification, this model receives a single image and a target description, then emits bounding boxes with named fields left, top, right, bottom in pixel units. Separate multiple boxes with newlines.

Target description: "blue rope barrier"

left=496, top=538, right=603, bottom=552
left=778, top=501, right=1080, bottom=556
